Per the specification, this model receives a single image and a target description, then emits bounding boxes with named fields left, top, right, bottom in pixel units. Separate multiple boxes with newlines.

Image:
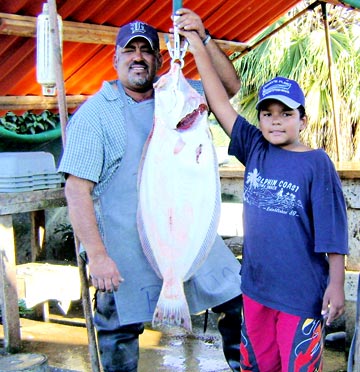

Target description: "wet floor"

left=1, top=311, right=230, bottom=371
left=0, top=300, right=348, bottom=372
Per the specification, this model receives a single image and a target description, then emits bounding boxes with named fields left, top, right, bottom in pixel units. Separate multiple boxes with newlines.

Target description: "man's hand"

left=88, top=252, right=124, bottom=292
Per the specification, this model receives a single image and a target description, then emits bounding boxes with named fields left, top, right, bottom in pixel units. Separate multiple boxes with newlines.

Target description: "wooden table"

left=0, top=187, right=66, bottom=352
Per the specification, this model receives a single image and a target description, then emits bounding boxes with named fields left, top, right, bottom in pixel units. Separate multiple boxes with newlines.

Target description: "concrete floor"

left=0, top=300, right=348, bottom=372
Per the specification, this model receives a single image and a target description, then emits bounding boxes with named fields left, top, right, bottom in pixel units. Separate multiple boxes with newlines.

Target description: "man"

left=59, top=9, right=242, bottom=372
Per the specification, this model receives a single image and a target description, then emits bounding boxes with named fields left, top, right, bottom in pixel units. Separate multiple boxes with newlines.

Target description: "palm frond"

left=233, top=2, right=360, bottom=161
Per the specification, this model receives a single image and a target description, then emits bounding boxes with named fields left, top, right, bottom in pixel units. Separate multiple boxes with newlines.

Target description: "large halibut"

left=137, top=62, right=221, bottom=331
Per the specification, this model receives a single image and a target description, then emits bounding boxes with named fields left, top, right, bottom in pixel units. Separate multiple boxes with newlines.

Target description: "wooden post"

left=47, top=0, right=67, bottom=145
left=0, top=215, right=21, bottom=352
left=76, top=242, right=102, bottom=372
left=47, top=1, right=101, bottom=371
left=321, top=2, right=342, bottom=162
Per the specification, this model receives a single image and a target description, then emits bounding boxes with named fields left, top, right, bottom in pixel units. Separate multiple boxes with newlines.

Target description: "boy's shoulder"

left=294, top=148, right=339, bottom=180
left=306, top=148, right=334, bottom=164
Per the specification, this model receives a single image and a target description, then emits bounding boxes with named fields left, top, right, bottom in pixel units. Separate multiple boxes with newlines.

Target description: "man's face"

left=114, top=38, right=162, bottom=93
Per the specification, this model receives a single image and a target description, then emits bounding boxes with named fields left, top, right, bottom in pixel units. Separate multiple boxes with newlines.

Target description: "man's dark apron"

left=98, top=83, right=241, bottom=326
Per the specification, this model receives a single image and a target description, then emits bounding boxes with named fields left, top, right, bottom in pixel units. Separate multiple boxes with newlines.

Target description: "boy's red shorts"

left=240, top=294, right=324, bottom=372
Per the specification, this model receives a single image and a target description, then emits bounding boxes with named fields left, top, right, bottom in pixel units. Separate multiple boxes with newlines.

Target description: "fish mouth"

left=176, top=104, right=208, bottom=130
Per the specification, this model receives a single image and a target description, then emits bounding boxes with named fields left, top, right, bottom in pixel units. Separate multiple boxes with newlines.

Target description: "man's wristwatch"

left=202, top=29, right=211, bottom=46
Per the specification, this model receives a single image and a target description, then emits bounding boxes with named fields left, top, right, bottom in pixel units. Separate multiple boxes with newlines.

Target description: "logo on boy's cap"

left=115, top=21, right=160, bottom=50
left=256, top=77, right=305, bottom=110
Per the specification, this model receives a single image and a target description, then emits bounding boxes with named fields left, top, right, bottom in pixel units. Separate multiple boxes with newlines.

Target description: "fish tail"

left=152, top=285, right=192, bottom=332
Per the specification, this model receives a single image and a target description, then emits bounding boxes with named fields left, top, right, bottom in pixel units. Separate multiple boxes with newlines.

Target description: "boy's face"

left=258, top=100, right=307, bottom=151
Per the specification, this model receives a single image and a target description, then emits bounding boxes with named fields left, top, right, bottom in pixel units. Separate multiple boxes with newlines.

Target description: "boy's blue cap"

left=116, top=21, right=160, bottom=51
left=256, top=77, right=305, bottom=110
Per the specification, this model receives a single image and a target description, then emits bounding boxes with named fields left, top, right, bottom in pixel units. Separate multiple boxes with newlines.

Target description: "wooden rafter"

left=0, top=95, right=87, bottom=111
left=0, top=12, right=247, bottom=111
left=0, top=12, right=248, bottom=52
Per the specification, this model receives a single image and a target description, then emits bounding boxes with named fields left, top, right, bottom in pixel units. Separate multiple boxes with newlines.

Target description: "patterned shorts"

left=240, top=295, right=324, bottom=372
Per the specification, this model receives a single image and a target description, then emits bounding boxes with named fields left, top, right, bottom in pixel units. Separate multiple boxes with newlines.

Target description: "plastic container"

left=0, top=152, right=63, bottom=192
left=0, top=124, right=61, bottom=144
left=0, top=152, right=57, bottom=177
left=0, top=174, right=61, bottom=183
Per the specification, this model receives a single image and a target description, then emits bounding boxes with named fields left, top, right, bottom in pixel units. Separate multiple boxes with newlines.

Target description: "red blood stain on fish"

left=196, top=144, right=203, bottom=163
left=176, top=104, right=208, bottom=131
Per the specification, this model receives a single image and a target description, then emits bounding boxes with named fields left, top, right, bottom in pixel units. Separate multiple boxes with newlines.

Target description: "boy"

left=179, top=29, right=349, bottom=371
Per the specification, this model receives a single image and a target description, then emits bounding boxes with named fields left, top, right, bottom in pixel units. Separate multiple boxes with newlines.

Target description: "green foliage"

left=0, top=110, right=59, bottom=135
left=0, top=299, right=33, bottom=319
left=210, top=119, right=230, bottom=147
left=18, top=299, right=33, bottom=316
left=233, top=2, right=360, bottom=161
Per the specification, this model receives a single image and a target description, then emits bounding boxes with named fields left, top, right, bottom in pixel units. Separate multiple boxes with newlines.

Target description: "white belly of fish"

left=137, top=63, right=221, bottom=331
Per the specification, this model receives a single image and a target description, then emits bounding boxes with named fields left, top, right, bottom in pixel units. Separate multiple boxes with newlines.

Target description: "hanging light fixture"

left=36, top=2, right=63, bottom=96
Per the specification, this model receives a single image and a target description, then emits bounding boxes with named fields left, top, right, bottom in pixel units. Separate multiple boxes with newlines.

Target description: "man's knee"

left=94, top=291, right=144, bottom=371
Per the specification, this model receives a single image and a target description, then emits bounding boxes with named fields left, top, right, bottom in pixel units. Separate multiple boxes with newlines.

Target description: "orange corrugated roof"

left=0, top=0, right=303, bottom=100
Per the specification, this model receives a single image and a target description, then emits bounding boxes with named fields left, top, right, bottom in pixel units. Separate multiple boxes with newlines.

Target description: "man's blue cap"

left=116, top=21, right=160, bottom=51
left=256, top=77, right=305, bottom=110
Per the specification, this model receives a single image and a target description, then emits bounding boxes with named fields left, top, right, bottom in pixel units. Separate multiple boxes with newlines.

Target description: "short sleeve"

left=58, top=112, right=104, bottom=183
left=311, top=152, right=348, bottom=254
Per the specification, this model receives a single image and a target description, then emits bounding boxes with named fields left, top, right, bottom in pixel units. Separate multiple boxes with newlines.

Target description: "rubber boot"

left=93, top=290, right=144, bottom=372
left=212, top=294, right=243, bottom=372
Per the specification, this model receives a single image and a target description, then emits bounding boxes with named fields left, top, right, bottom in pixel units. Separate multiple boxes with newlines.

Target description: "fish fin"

left=152, top=282, right=192, bottom=332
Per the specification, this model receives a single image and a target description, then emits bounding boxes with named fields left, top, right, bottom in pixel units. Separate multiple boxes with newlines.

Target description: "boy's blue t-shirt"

left=229, top=115, right=348, bottom=318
